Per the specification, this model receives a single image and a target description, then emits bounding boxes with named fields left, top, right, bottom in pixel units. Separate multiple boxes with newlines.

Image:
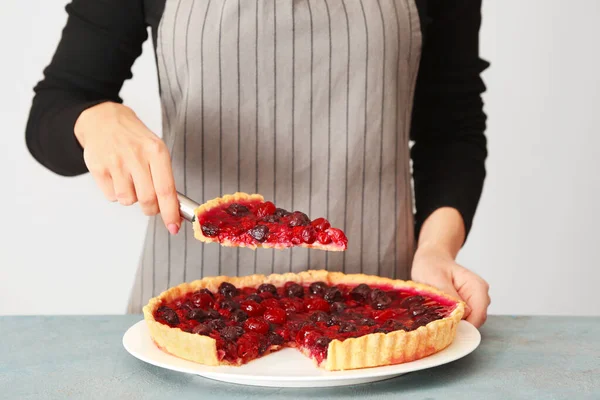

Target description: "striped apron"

left=128, top=0, right=422, bottom=313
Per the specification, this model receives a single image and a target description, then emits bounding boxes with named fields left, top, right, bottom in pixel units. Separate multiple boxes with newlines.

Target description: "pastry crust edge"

left=143, top=270, right=465, bottom=371
left=191, top=192, right=347, bottom=251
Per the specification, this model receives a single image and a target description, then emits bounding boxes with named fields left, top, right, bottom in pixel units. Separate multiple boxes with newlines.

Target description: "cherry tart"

left=143, top=271, right=464, bottom=371
left=192, top=193, right=348, bottom=251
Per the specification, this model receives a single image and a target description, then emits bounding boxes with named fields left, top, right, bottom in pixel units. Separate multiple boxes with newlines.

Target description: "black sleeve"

left=411, top=0, right=490, bottom=242
left=25, top=0, right=148, bottom=177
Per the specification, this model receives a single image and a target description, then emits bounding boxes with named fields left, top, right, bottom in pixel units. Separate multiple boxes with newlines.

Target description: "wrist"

left=74, top=101, right=118, bottom=148
left=416, top=207, right=466, bottom=260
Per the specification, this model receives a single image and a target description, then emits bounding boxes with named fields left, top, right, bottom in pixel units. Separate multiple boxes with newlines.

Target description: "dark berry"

left=288, top=211, right=311, bottom=227
left=246, top=294, right=263, bottom=303
left=357, top=317, right=377, bottom=326
left=230, top=309, right=248, bottom=323
left=187, top=308, right=208, bottom=321
left=286, top=283, right=304, bottom=298
left=201, top=223, right=219, bottom=237
left=338, top=322, right=357, bottom=333
left=219, top=299, right=240, bottom=312
left=192, top=324, right=212, bottom=336
left=400, top=295, right=425, bottom=309
left=287, top=320, right=308, bottom=332
left=257, top=283, right=278, bottom=296
left=244, top=317, right=270, bottom=335
left=248, top=224, right=269, bottom=242
left=226, top=203, right=250, bottom=216
left=314, top=337, right=332, bottom=349
left=311, top=218, right=331, bottom=232
left=274, top=208, right=291, bottom=217
left=310, top=311, right=329, bottom=323
left=350, top=284, right=371, bottom=302
left=414, top=315, right=435, bottom=328
left=157, top=306, right=179, bottom=325
left=301, top=226, right=317, bottom=244
left=326, top=315, right=343, bottom=327
left=267, top=331, right=284, bottom=346
left=220, top=325, right=245, bottom=341
left=330, top=302, right=347, bottom=314
left=384, top=319, right=407, bottom=332
left=208, top=319, right=227, bottom=331
left=219, top=282, right=239, bottom=298
left=261, top=214, right=280, bottom=223
left=309, top=281, right=328, bottom=296
left=369, top=289, right=392, bottom=310
left=324, top=287, right=344, bottom=303
left=410, top=306, right=427, bottom=317
left=258, top=341, right=269, bottom=355
left=206, top=309, right=222, bottom=320
left=373, top=327, right=388, bottom=334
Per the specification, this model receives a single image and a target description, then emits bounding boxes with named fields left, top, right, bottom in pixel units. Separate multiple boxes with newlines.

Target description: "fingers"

left=464, top=281, right=490, bottom=328
left=130, top=162, right=159, bottom=217
left=147, top=140, right=181, bottom=235
left=111, top=169, right=137, bottom=206
left=90, top=169, right=116, bottom=202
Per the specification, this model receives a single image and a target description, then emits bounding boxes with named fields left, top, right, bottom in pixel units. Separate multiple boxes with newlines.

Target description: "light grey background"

left=1, top=1, right=598, bottom=316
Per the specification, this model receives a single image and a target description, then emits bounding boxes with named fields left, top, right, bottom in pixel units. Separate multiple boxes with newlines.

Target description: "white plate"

left=123, top=320, right=480, bottom=388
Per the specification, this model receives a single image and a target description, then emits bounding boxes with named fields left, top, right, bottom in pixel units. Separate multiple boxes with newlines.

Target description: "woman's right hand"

left=74, top=102, right=181, bottom=235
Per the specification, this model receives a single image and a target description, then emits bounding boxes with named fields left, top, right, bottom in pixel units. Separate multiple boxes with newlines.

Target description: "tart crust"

left=143, top=270, right=465, bottom=371
left=192, top=192, right=346, bottom=251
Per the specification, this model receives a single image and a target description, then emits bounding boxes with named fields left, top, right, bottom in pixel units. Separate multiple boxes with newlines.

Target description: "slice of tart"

left=192, top=193, right=347, bottom=251
left=143, top=270, right=464, bottom=371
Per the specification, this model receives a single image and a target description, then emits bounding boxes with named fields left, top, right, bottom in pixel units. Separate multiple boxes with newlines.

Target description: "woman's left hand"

left=411, top=245, right=491, bottom=328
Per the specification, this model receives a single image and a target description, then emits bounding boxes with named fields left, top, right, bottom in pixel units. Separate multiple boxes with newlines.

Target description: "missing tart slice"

left=143, top=270, right=464, bottom=371
left=192, top=193, right=347, bottom=251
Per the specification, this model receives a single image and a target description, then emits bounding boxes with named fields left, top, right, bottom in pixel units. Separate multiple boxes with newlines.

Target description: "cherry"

left=201, top=223, right=219, bottom=237
left=305, top=298, right=331, bottom=312
left=206, top=309, right=222, bottom=320
left=219, top=282, right=239, bottom=298
left=249, top=225, right=269, bottom=242
left=311, top=218, right=331, bottom=232
left=288, top=211, right=311, bottom=227
left=192, top=292, right=214, bottom=309
left=350, top=284, right=371, bottom=302
left=244, top=317, right=270, bottom=335
left=192, top=324, right=212, bottom=336
left=237, top=335, right=260, bottom=360
left=285, top=283, right=304, bottom=298
left=410, top=306, right=427, bottom=317
left=226, top=203, right=250, bottom=216
left=281, top=298, right=304, bottom=313
left=357, top=317, right=377, bottom=326
left=296, top=326, right=322, bottom=347
left=257, top=283, right=278, bottom=296
left=326, top=228, right=347, bottom=244
left=230, top=309, right=248, bottom=323
left=220, top=325, right=245, bottom=341
left=261, top=298, right=281, bottom=309
left=187, top=308, right=208, bottom=321
left=310, top=311, right=329, bottom=323
left=324, top=287, right=343, bottom=303
left=330, top=302, right=346, bottom=314
left=157, top=306, right=179, bottom=326
left=326, top=315, right=343, bottom=327
left=256, top=201, right=276, bottom=217
left=309, top=281, right=328, bottom=296
left=301, top=226, right=317, bottom=244
left=317, top=232, right=332, bottom=245
left=287, top=320, right=308, bottom=333
left=197, top=288, right=214, bottom=298
left=369, top=289, right=392, bottom=310
left=240, top=300, right=265, bottom=317
left=383, top=319, right=407, bottom=332
left=267, top=331, right=284, bottom=346
left=264, top=307, right=287, bottom=325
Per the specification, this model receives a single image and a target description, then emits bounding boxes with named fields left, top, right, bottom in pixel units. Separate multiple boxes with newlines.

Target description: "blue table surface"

left=0, top=315, right=598, bottom=400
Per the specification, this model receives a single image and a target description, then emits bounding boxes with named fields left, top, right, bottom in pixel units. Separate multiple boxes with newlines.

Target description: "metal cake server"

left=177, top=192, right=200, bottom=223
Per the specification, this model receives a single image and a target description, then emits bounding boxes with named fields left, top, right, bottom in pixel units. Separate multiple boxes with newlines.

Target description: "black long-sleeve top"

left=25, top=0, right=489, bottom=241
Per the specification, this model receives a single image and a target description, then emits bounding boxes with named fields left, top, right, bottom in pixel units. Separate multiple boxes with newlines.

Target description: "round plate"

left=123, top=320, right=480, bottom=388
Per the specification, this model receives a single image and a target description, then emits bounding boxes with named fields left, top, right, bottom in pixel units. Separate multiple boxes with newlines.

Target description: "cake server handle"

left=177, top=192, right=200, bottom=223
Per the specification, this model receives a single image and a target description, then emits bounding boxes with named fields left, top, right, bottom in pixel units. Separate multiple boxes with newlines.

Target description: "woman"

left=26, top=0, right=491, bottom=326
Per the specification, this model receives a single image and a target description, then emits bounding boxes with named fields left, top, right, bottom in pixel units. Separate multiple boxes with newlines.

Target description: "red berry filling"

left=197, top=199, right=348, bottom=250
left=154, top=281, right=457, bottom=365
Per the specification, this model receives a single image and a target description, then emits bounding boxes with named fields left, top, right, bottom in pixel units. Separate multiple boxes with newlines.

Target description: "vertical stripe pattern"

left=128, top=0, right=422, bottom=313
